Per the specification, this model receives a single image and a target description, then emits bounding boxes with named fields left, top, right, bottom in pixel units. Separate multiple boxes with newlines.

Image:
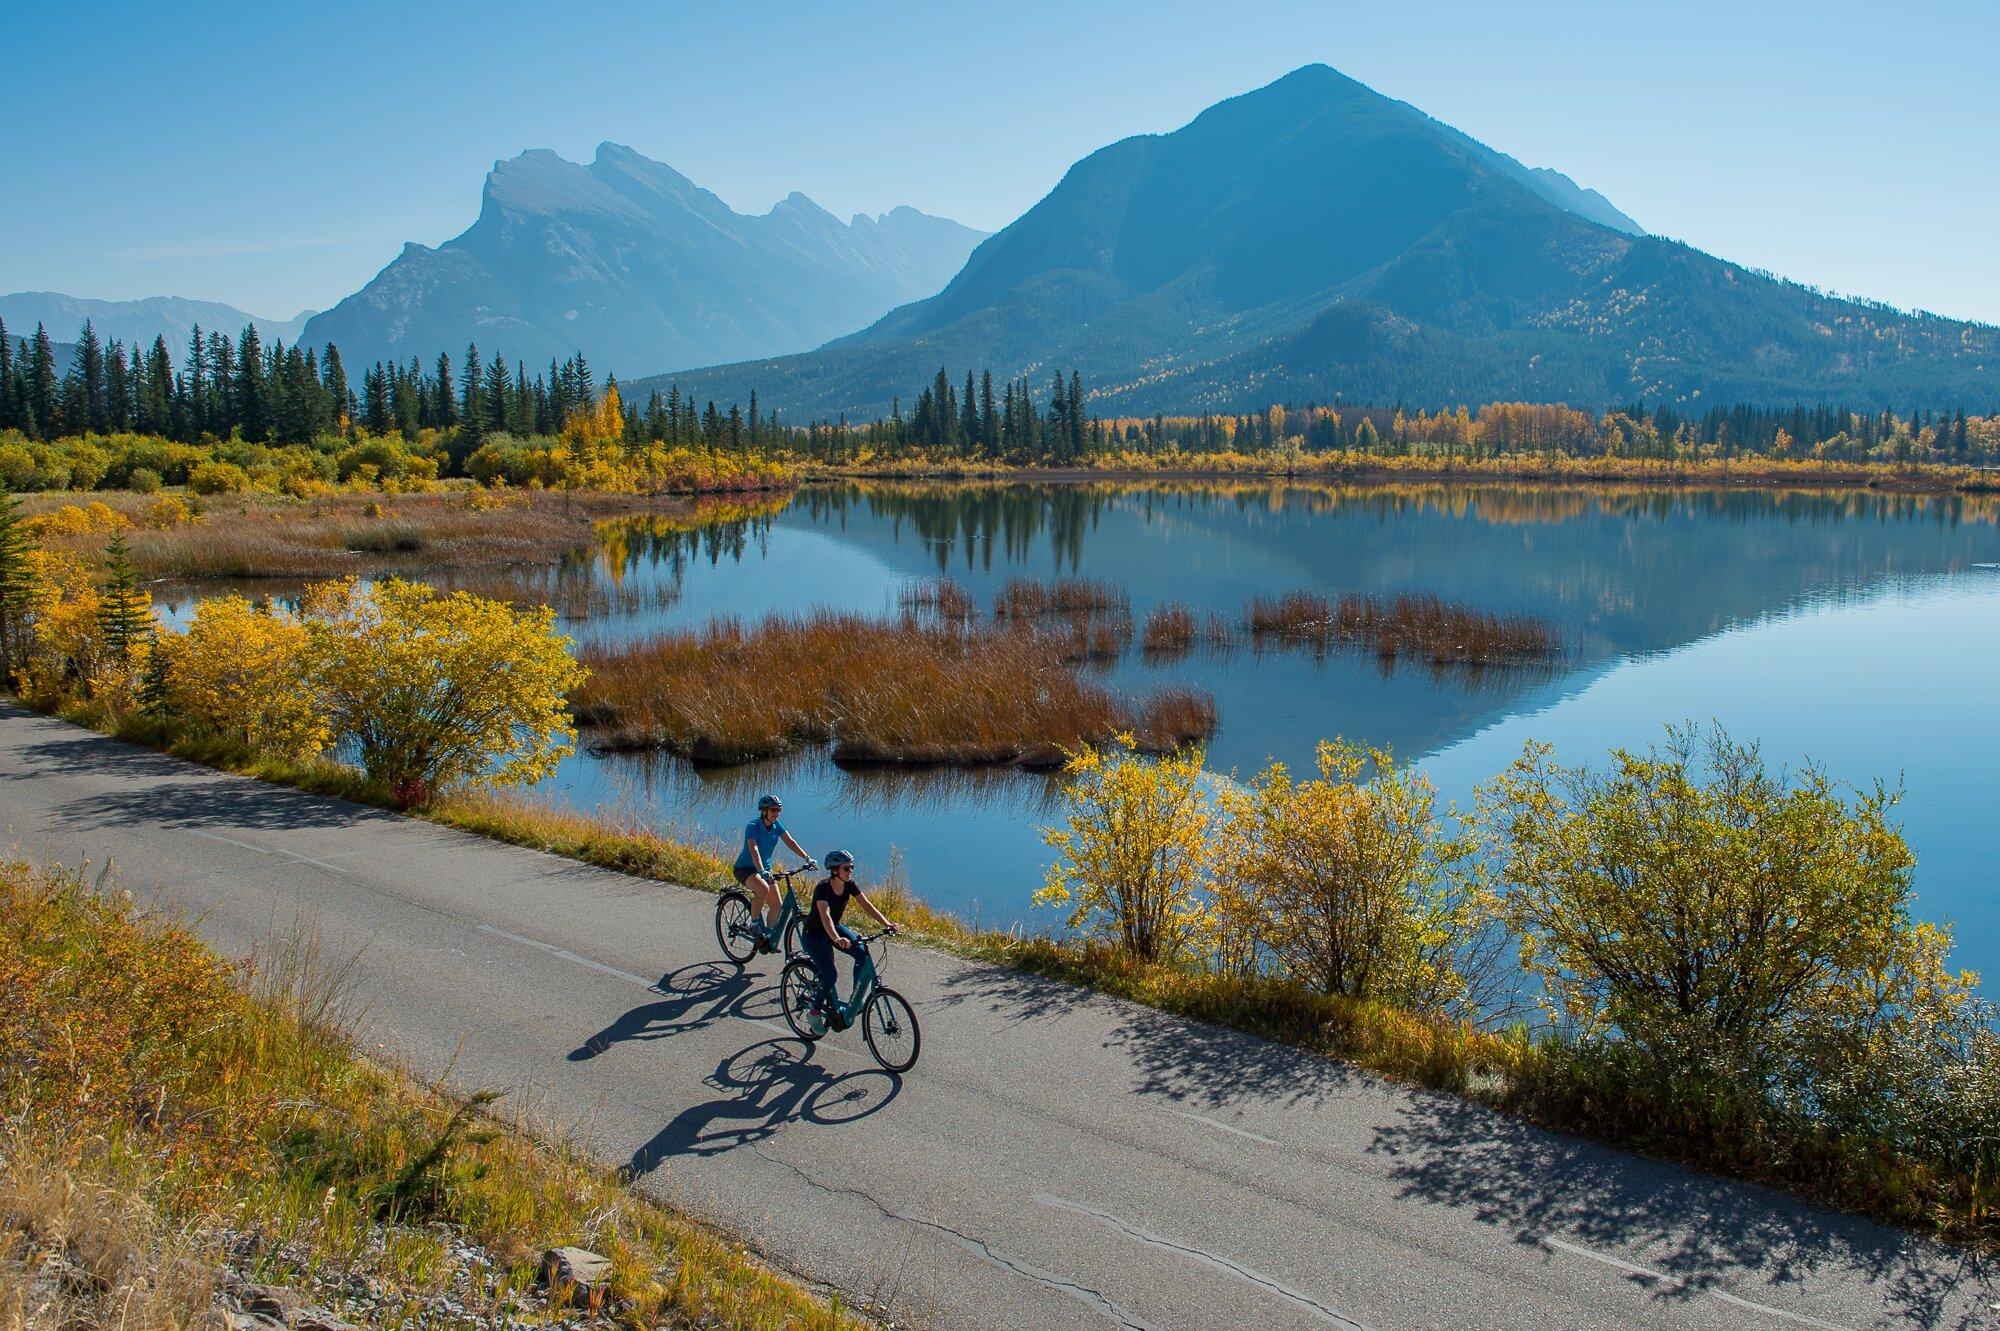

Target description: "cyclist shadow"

left=567, top=960, right=755, bottom=1061
left=619, top=1038, right=902, bottom=1179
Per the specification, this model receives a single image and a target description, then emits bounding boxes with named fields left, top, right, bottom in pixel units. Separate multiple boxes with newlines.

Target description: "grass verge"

left=0, top=857, right=867, bottom=1331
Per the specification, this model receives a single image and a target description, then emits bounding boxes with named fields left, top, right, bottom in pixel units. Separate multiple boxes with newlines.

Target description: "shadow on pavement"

left=1367, top=1093, right=1996, bottom=1329
left=569, top=961, right=756, bottom=1060
left=620, top=1039, right=901, bottom=1177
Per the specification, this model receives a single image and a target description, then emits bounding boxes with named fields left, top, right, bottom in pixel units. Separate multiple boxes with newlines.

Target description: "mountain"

left=300, top=144, right=987, bottom=377
left=0, top=293, right=315, bottom=353
left=638, top=65, right=1998, bottom=417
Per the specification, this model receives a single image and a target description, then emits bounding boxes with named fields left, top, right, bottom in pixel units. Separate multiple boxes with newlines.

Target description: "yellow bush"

left=1036, top=739, right=1215, bottom=962
left=156, top=597, right=326, bottom=759
left=302, top=578, right=584, bottom=800
left=22, top=500, right=130, bottom=539
left=143, top=494, right=195, bottom=529
left=187, top=461, right=249, bottom=495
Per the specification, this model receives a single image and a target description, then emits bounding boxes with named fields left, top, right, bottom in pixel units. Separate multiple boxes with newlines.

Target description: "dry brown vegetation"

left=428, top=566, right=681, bottom=619
left=1243, top=591, right=1561, bottom=666
left=574, top=608, right=1212, bottom=767
left=0, top=859, right=864, bottom=1331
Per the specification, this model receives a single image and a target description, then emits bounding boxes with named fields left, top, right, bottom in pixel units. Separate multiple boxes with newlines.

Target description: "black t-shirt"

left=809, top=878, right=854, bottom=939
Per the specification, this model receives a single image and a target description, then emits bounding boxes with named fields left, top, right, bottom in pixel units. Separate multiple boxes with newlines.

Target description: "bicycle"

left=779, top=927, right=921, bottom=1073
left=714, top=865, right=812, bottom=964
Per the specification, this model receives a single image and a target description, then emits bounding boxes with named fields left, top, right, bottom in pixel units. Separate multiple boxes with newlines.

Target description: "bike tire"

left=779, top=959, right=825, bottom=1043
left=782, top=914, right=803, bottom=960
left=715, top=891, right=758, bottom=964
left=863, top=987, right=921, bottom=1073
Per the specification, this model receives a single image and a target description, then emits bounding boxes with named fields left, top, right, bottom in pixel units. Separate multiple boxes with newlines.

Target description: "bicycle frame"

left=821, top=940, right=882, bottom=1025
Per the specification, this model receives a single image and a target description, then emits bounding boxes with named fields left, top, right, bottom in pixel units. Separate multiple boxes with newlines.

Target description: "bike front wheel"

left=715, top=891, right=757, bottom=964
left=782, top=914, right=803, bottom=960
left=779, top=959, right=825, bottom=1043
left=863, top=987, right=921, bottom=1072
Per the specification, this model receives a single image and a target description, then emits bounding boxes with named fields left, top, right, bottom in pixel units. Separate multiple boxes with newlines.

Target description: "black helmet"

left=757, top=794, right=782, bottom=811
left=824, top=849, right=855, bottom=869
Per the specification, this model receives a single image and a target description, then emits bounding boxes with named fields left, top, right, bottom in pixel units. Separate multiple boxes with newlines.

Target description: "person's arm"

left=854, top=889, right=892, bottom=931
left=780, top=830, right=812, bottom=865
left=817, top=900, right=850, bottom=948
left=744, top=830, right=766, bottom=874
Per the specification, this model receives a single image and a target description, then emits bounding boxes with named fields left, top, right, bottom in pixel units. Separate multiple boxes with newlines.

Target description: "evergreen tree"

left=483, top=353, right=511, bottom=437
left=27, top=324, right=58, bottom=440
left=0, top=316, right=14, bottom=433
left=432, top=352, right=456, bottom=429
left=980, top=370, right=999, bottom=456
left=460, top=344, right=484, bottom=436
left=75, top=320, right=109, bottom=434
left=322, top=344, right=352, bottom=429
left=0, top=485, right=35, bottom=682
left=236, top=324, right=268, bottom=441
left=96, top=533, right=153, bottom=668
left=960, top=371, right=980, bottom=455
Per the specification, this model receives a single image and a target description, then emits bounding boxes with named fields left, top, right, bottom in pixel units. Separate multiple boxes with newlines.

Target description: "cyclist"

left=735, top=795, right=813, bottom=953
left=803, top=849, right=895, bottom=1030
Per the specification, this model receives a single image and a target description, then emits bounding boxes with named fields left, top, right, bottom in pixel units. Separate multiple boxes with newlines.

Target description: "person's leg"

left=801, top=928, right=836, bottom=1009
left=831, top=926, right=867, bottom=1028
left=748, top=871, right=776, bottom=931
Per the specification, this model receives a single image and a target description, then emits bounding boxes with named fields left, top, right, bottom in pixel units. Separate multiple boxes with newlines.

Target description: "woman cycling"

left=803, top=849, right=894, bottom=1030
left=735, top=795, right=813, bottom=953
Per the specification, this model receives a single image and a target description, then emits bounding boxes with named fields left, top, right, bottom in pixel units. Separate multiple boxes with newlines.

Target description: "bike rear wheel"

left=863, top=987, right=921, bottom=1072
left=782, top=914, right=803, bottom=960
left=779, top=959, right=825, bottom=1042
left=715, top=891, right=757, bottom=964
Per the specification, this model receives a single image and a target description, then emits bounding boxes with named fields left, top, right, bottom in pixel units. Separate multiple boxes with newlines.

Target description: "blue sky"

left=7, top=0, right=1997, bottom=324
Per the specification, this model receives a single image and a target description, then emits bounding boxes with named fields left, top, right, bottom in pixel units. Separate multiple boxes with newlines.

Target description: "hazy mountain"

left=640, top=65, right=1998, bottom=416
left=301, top=144, right=987, bottom=377
left=0, top=293, right=314, bottom=352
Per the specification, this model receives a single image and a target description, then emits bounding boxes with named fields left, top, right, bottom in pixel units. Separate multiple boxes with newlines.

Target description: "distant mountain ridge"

left=638, top=65, right=1997, bottom=416
left=0, top=293, right=314, bottom=353
left=300, top=144, right=987, bottom=376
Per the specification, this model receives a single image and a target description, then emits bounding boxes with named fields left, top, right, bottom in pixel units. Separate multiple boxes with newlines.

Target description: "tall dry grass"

left=0, top=859, right=864, bottom=1331
left=1244, top=591, right=1560, bottom=666
left=575, top=609, right=1211, bottom=766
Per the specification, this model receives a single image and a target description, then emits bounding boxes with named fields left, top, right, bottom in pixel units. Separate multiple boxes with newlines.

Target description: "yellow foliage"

left=22, top=500, right=130, bottom=539
left=563, top=384, right=627, bottom=450
left=143, top=494, right=195, bottom=528
left=1036, top=739, right=1215, bottom=962
left=302, top=578, right=584, bottom=798
left=155, top=597, right=327, bottom=759
left=1220, top=741, right=1493, bottom=1015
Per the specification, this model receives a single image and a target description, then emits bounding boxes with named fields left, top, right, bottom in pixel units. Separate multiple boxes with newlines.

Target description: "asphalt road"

left=2, top=704, right=1992, bottom=1331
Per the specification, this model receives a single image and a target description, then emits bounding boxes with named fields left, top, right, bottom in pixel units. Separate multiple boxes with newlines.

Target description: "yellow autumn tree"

left=302, top=578, right=584, bottom=802
left=156, top=596, right=327, bottom=758
left=1219, top=741, right=1496, bottom=1016
left=1036, top=739, right=1215, bottom=962
left=1481, top=725, right=1971, bottom=1082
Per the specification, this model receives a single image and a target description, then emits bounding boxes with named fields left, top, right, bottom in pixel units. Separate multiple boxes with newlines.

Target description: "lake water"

left=523, top=481, right=2000, bottom=985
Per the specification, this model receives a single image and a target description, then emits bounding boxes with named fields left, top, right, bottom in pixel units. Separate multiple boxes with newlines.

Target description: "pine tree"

left=980, top=370, right=999, bottom=456
left=236, top=324, right=268, bottom=441
left=432, top=352, right=456, bottom=429
left=27, top=324, right=58, bottom=440
left=0, top=485, right=35, bottom=682
left=960, top=371, right=980, bottom=455
left=0, top=316, right=13, bottom=433
left=460, top=344, right=484, bottom=437
left=323, top=344, right=352, bottom=429
left=96, top=532, right=153, bottom=669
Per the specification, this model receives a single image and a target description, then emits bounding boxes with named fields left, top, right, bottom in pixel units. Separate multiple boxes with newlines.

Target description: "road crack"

left=750, top=1146, right=1160, bottom=1330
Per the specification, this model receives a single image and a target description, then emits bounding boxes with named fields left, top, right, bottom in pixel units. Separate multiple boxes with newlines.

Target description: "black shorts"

left=733, top=865, right=762, bottom=887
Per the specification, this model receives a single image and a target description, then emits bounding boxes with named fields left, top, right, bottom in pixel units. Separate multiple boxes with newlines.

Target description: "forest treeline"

left=4, top=317, right=1998, bottom=490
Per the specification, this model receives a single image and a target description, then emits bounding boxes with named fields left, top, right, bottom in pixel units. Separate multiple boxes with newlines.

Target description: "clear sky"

left=7, top=0, right=1996, bottom=324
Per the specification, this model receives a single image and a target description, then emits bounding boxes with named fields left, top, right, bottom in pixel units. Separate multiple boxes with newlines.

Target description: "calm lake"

left=508, top=480, right=2000, bottom=984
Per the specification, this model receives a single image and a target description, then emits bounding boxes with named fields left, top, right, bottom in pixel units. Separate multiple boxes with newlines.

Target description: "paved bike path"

left=1, top=705, right=1990, bottom=1330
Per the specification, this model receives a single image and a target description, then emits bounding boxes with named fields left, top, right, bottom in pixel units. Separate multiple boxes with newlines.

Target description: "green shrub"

left=127, top=467, right=163, bottom=494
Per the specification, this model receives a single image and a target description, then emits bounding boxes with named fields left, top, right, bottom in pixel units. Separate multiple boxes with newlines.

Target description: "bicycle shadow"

left=567, top=959, right=759, bottom=1060
left=619, top=1038, right=902, bottom=1178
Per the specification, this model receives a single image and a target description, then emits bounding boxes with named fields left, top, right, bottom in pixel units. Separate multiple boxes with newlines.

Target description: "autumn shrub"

left=301, top=578, right=584, bottom=800
left=154, top=595, right=327, bottom=758
left=186, top=460, right=249, bottom=495
left=1037, top=741, right=1216, bottom=962
left=126, top=465, right=163, bottom=494
left=1219, top=741, right=1501, bottom=1018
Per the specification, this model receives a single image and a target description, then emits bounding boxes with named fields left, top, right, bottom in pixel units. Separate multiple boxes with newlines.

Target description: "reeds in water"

left=992, top=576, right=1128, bottom=621
left=575, top=608, right=1211, bottom=767
left=1243, top=591, right=1560, bottom=667
left=897, top=577, right=977, bottom=621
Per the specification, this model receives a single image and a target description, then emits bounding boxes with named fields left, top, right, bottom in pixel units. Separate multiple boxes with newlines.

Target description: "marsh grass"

left=0, top=858, right=864, bottom=1331
left=575, top=609, right=1209, bottom=766
left=1244, top=591, right=1561, bottom=667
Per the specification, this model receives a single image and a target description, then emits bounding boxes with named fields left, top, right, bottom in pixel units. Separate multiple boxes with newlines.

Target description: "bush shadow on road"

left=1366, top=1091, right=1996, bottom=1329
